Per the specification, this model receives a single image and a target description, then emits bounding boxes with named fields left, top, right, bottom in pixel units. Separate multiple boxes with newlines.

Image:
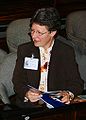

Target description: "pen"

left=27, top=85, right=43, bottom=94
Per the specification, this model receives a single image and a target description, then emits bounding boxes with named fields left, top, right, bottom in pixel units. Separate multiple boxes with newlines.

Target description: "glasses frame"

left=30, top=29, right=50, bottom=37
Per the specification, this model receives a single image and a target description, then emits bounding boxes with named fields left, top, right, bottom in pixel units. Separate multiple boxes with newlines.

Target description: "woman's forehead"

left=31, top=23, right=49, bottom=31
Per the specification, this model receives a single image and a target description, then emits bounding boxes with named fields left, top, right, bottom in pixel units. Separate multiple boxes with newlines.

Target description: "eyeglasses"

left=30, top=29, right=49, bottom=37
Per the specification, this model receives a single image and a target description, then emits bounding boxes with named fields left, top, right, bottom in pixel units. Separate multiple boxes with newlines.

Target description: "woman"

left=12, top=7, right=84, bottom=108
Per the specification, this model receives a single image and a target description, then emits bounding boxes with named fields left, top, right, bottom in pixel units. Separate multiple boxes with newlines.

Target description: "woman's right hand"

left=25, top=89, right=42, bottom=102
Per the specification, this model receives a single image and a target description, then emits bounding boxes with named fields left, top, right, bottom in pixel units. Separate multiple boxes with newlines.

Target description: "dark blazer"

left=12, top=36, right=84, bottom=108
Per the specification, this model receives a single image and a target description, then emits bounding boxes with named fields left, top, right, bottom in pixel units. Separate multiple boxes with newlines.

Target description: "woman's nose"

left=31, top=31, right=39, bottom=38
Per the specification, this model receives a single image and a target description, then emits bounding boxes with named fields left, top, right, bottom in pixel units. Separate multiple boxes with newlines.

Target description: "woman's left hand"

left=58, top=91, right=74, bottom=104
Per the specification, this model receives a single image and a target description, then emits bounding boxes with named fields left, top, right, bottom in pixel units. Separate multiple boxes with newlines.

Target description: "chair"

left=66, top=10, right=86, bottom=54
left=0, top=53, right=16, bottom=104
left=0, top=18, right=31, bottom=61
left=0, top=18, right=31, bottom=104
left=66, top=10, right=86, bottom=91
left=7, top=18, right=31, bottom=53
left=0, top=49, right=7, bottom=64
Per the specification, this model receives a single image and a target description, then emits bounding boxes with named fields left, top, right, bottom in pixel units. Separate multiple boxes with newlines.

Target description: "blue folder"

left=41, top=93, right=65, bottom=108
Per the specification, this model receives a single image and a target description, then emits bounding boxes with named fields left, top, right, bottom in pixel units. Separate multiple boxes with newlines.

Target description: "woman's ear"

left=50, top=31, right=57, bottom=37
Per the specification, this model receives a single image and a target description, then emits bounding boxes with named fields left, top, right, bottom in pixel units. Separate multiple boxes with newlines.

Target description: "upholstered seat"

left=66, top=10, right=86, bottom=55
left=0, top=18, right=31, bottom=104
left=0, top=53, right=16, bottom=104
left=0, top=49, right=7, bottom=64
left=66, top=10, right=86, bottom=91
left=6, top=18, right=31, bottom=52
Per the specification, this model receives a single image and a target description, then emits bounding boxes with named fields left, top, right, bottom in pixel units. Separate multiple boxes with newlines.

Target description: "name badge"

left=24, top=57, right=39, bottom=70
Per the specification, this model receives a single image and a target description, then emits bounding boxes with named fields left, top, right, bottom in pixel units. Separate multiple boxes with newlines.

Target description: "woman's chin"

left=34, top=42, right=41, bottom=47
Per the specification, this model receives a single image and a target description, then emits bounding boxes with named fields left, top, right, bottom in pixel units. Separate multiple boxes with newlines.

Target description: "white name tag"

left=24, top=57, right=39, bottom=70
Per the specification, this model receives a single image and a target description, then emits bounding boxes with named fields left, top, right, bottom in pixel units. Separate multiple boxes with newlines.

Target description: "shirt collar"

left=39, top=40, right=54, bottom=54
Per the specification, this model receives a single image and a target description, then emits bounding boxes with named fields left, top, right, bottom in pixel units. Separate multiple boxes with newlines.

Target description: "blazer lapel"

left=26, top=47, right=41, bottom=89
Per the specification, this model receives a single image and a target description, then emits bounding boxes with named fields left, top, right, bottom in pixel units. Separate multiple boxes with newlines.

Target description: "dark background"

left=0, top=0, right=86, bottom=17
left=0, top=0, right=86, bottom=51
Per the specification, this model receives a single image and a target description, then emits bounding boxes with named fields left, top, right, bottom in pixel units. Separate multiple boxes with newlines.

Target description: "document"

left=78, top=95, right=86, bottom=100
left=27, top=85, right=65, bottom=109
left=41, top=93, right=65, bottom=109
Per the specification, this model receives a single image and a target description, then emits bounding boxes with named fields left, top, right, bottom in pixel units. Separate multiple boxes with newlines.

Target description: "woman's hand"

left=56, top=91, right=74, bottom=104
left=25, top=88, right=42, bottom=102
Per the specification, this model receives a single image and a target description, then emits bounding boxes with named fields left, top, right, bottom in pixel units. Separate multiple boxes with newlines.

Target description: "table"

left=0, top=101, right=86, bottom=120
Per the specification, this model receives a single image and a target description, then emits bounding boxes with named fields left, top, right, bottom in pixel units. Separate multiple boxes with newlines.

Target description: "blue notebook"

left=41, top=93, right=65, bottom=109
left=27, top=85, right=65, bottom=109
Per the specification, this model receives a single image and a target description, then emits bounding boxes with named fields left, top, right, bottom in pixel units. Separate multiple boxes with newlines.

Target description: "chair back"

left=6, top=18, right=31, bottom=52
left=66, top=11, right=86, bottom=90
left=66, top=10, right=86, bottom=54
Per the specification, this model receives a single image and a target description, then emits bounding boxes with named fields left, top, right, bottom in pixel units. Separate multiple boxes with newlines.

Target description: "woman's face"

left=31, top=23, right=56, bottom=50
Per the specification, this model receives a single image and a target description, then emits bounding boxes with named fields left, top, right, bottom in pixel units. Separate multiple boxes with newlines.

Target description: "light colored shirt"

left=39, top=41, right=54, bottom=92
